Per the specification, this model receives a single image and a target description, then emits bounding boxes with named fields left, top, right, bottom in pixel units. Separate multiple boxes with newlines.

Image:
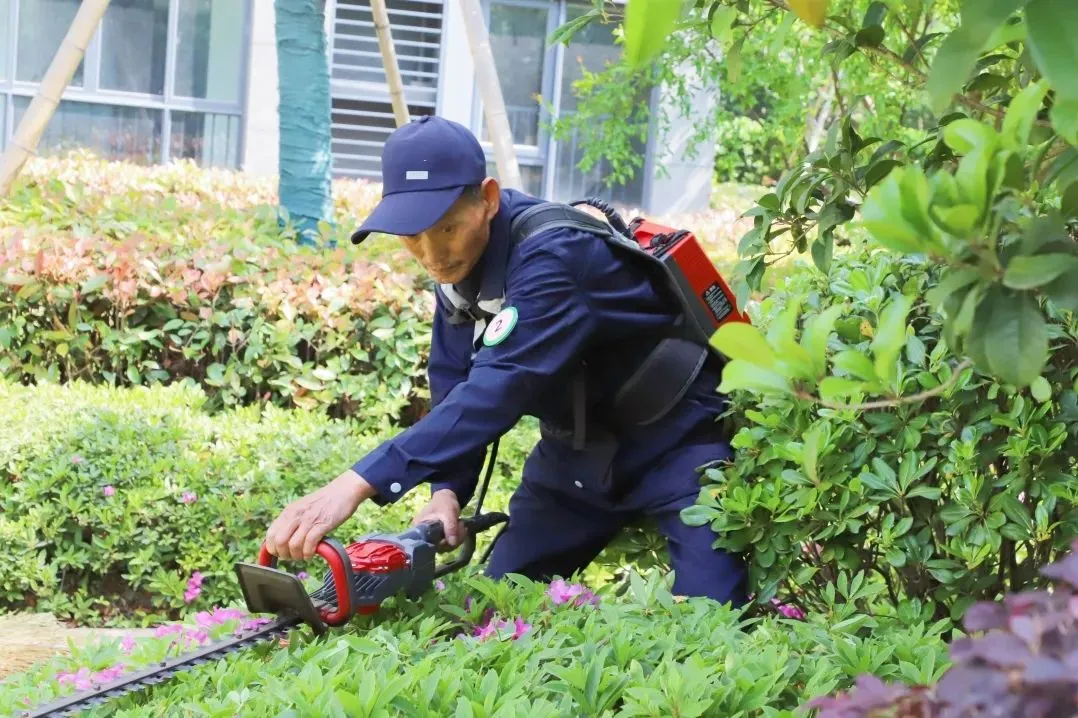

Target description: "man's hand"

left=265, top=470, right=377, bottom=560
left=412, top=489, right=466, bottom=549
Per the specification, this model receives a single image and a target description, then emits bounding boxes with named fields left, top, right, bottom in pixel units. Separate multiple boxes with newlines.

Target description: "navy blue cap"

left=350, top=115, right=487, bottom=244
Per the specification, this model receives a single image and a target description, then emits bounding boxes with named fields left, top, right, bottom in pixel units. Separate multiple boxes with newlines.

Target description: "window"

left=0, top=0, right=10, bottom=81
left=16, top=0, right=84, bottom=86
left=1, top=0, right=249, bottom=168
left=475, top=0, right=650, bottom=208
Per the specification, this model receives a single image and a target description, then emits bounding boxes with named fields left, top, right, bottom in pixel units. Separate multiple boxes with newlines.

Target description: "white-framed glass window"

left=0, top=0, right=250, bottom=169
left=473, top=0, right=652, bottom=207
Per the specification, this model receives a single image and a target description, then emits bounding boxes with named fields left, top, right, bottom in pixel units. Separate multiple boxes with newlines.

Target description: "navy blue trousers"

left=483, top=434, right=748, bottom=607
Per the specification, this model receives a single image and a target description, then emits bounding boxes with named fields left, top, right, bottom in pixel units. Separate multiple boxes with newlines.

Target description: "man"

left=263, top=116, right=747, bottom=606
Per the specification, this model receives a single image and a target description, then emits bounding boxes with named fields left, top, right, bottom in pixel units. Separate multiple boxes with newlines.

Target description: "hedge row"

left=0, top=378, right=544, bottom=626
left=0, top=567, right=954, bottom=717
left=687, top=244, right=1078, bottom=622
left=1, top=155, right=433, bottom=425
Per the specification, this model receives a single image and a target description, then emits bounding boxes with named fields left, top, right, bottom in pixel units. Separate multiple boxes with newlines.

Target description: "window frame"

left=469, top=0, right=657, bottom=206
left=0, top=0, right=252, bottom=167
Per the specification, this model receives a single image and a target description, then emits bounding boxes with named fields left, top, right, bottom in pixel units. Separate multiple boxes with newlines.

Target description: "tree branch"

left=794, top=359, right=974, bottom=411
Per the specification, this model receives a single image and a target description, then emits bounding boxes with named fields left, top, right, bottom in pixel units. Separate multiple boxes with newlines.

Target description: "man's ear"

left=480, top=177, right=500, bottom=220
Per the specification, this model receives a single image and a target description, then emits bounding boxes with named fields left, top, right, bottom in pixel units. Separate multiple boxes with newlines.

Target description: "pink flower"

left=434, top=579, right=445, bottom=591
left=297, top=572, right=308, bottom=581
left=510, top=616, right=532, bottom=639
left=547, top=579, right=599, bottom=607
left=195, top=607, right=246, bottom=628
left=770, top=598, right=806, bottom=620
left=154, top=624, right=184, bottom=638
left=91, top=664, right=126, bottom=683
left=183, top=628, right=209, bottom=645
left=183, top=571, right=203, bottom=603
left=71, top=455, right=84, bottom=464
left=236, top=616, right=273, bottom=634
left=471, top=614, right=532, bottom=642
left=181, top=491, right=198, bottom=504
left=474, top=620, right=498, bottom=641
left=57, top=667, right=93, bottom=691
left=102, top=485, right=115, bottom=497
left=119, top=635, right=136, bottom=653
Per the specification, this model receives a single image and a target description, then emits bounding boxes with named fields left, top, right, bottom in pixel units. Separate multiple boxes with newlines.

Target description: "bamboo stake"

left=457, top=0, right=523, bottom=189
left=370, top=0, right=410, bottom=127
left=0, top=0, right=113, bottom=197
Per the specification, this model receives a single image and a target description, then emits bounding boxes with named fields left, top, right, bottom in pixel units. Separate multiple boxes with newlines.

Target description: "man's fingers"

left=266, top=512, right=301, bottom=557
left=287, top=518, right=312, bottom=560
left=302, top=519, right=327, bottom=559
left=442, top=512, right=458, bottom=547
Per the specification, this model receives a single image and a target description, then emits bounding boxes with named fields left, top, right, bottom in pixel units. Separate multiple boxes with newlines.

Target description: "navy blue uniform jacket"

left=352, top=189, right=729, bottom=507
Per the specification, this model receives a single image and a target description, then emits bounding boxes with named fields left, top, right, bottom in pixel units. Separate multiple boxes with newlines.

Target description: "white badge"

left=482, top=307, right=518, bottom=347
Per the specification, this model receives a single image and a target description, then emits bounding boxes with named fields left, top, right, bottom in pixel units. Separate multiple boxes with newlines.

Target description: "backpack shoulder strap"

left=509, top=202, right=618, bottom=246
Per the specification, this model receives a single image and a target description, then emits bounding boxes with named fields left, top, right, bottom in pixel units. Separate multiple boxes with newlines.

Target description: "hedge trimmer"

left=18, top=511, right=509, bottom=718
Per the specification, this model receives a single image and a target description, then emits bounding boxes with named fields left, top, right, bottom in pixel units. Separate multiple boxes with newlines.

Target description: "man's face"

left=400, top=178, right=500, bottom=284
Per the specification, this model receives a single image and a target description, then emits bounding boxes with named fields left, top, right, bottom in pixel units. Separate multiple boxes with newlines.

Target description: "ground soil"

left=0, top=613, right=156, bottom=682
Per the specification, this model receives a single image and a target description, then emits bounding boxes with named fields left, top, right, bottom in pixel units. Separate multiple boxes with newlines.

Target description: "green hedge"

left=1, top=155, right=432, bottom=425
left=0, top=569, right=951, bottom=717
left=686, top=245, right=1078, bottom=622
left=0, top=378, right=546, bottom=626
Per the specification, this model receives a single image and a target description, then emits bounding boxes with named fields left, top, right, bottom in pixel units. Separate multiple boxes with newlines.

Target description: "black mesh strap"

left=509, top=203, right=616, bottom=246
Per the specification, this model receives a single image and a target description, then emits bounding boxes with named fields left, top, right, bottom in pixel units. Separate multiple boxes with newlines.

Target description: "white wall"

left=435, top=0, right=476, bottom=126
left=647, top=62, right=717, bottom=214
left=241, top=0, right=279, bottom=176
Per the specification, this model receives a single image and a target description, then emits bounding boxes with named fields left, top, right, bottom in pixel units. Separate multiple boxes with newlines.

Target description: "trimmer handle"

left=423, top=511, right=509, bottom=578
left=256, top=538, right=354, bottom=626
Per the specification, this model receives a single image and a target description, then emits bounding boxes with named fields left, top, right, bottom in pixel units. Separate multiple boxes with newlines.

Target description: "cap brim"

left=350, top=185, right=466, bottom=244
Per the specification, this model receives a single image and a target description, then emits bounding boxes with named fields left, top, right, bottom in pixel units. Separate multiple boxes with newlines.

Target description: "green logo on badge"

left=483, top=306, right=518, bottom=346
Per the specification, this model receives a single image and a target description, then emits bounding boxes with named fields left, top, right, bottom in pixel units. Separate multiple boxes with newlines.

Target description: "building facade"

left=1, top=0, right=715, bottom=213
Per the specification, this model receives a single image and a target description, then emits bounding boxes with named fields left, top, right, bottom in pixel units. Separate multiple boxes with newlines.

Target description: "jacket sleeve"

left=423, top=294, right=487, bottom=508
left=351, top=247, right=596, bottom=505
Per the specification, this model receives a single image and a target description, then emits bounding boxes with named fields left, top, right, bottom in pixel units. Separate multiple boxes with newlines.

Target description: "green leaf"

left=985, top=292, right=1048, bottom=386
left=624, top=0, right=685, bottom=68
left=788, top=0, right=829, bottom=28
left=943, top=119, right=999, bottom=155
left=871, top=294, right=914, bottom=385
left=1002, top=253, right=1078, bottom=289
left=1050, top=98, right=1078, bottom=145
left=907, top=485, right=943, bottom=500
left=1043, top=268, right=1078, bottom=311
left=1061, top=182, right=1078, bottom=219
left=1001, top=79, right=1050, bottom=149
left=1030, top=376, right=1052, bottom=402
left=860, top=169, right=927, bottom=252
left=833, top=350, right=877, bottom=382
left=925, top=0, right=1029, bottom=113
left=709, top=5, right=737, bottom=43
left=802, top=424, right=825, bottom=484
left=1025, top=0, right=1078, bottom=102
left=801, top=305, right=845, bottom=377
left=80, top=274, right=110, bottom=294
left=710, top=322, right=778, bottom=369
left=717, top=359, right=793, bottom=395
left=926, top=268, right=981, bottom=308
left=819, top=376, right=866, bottom=401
